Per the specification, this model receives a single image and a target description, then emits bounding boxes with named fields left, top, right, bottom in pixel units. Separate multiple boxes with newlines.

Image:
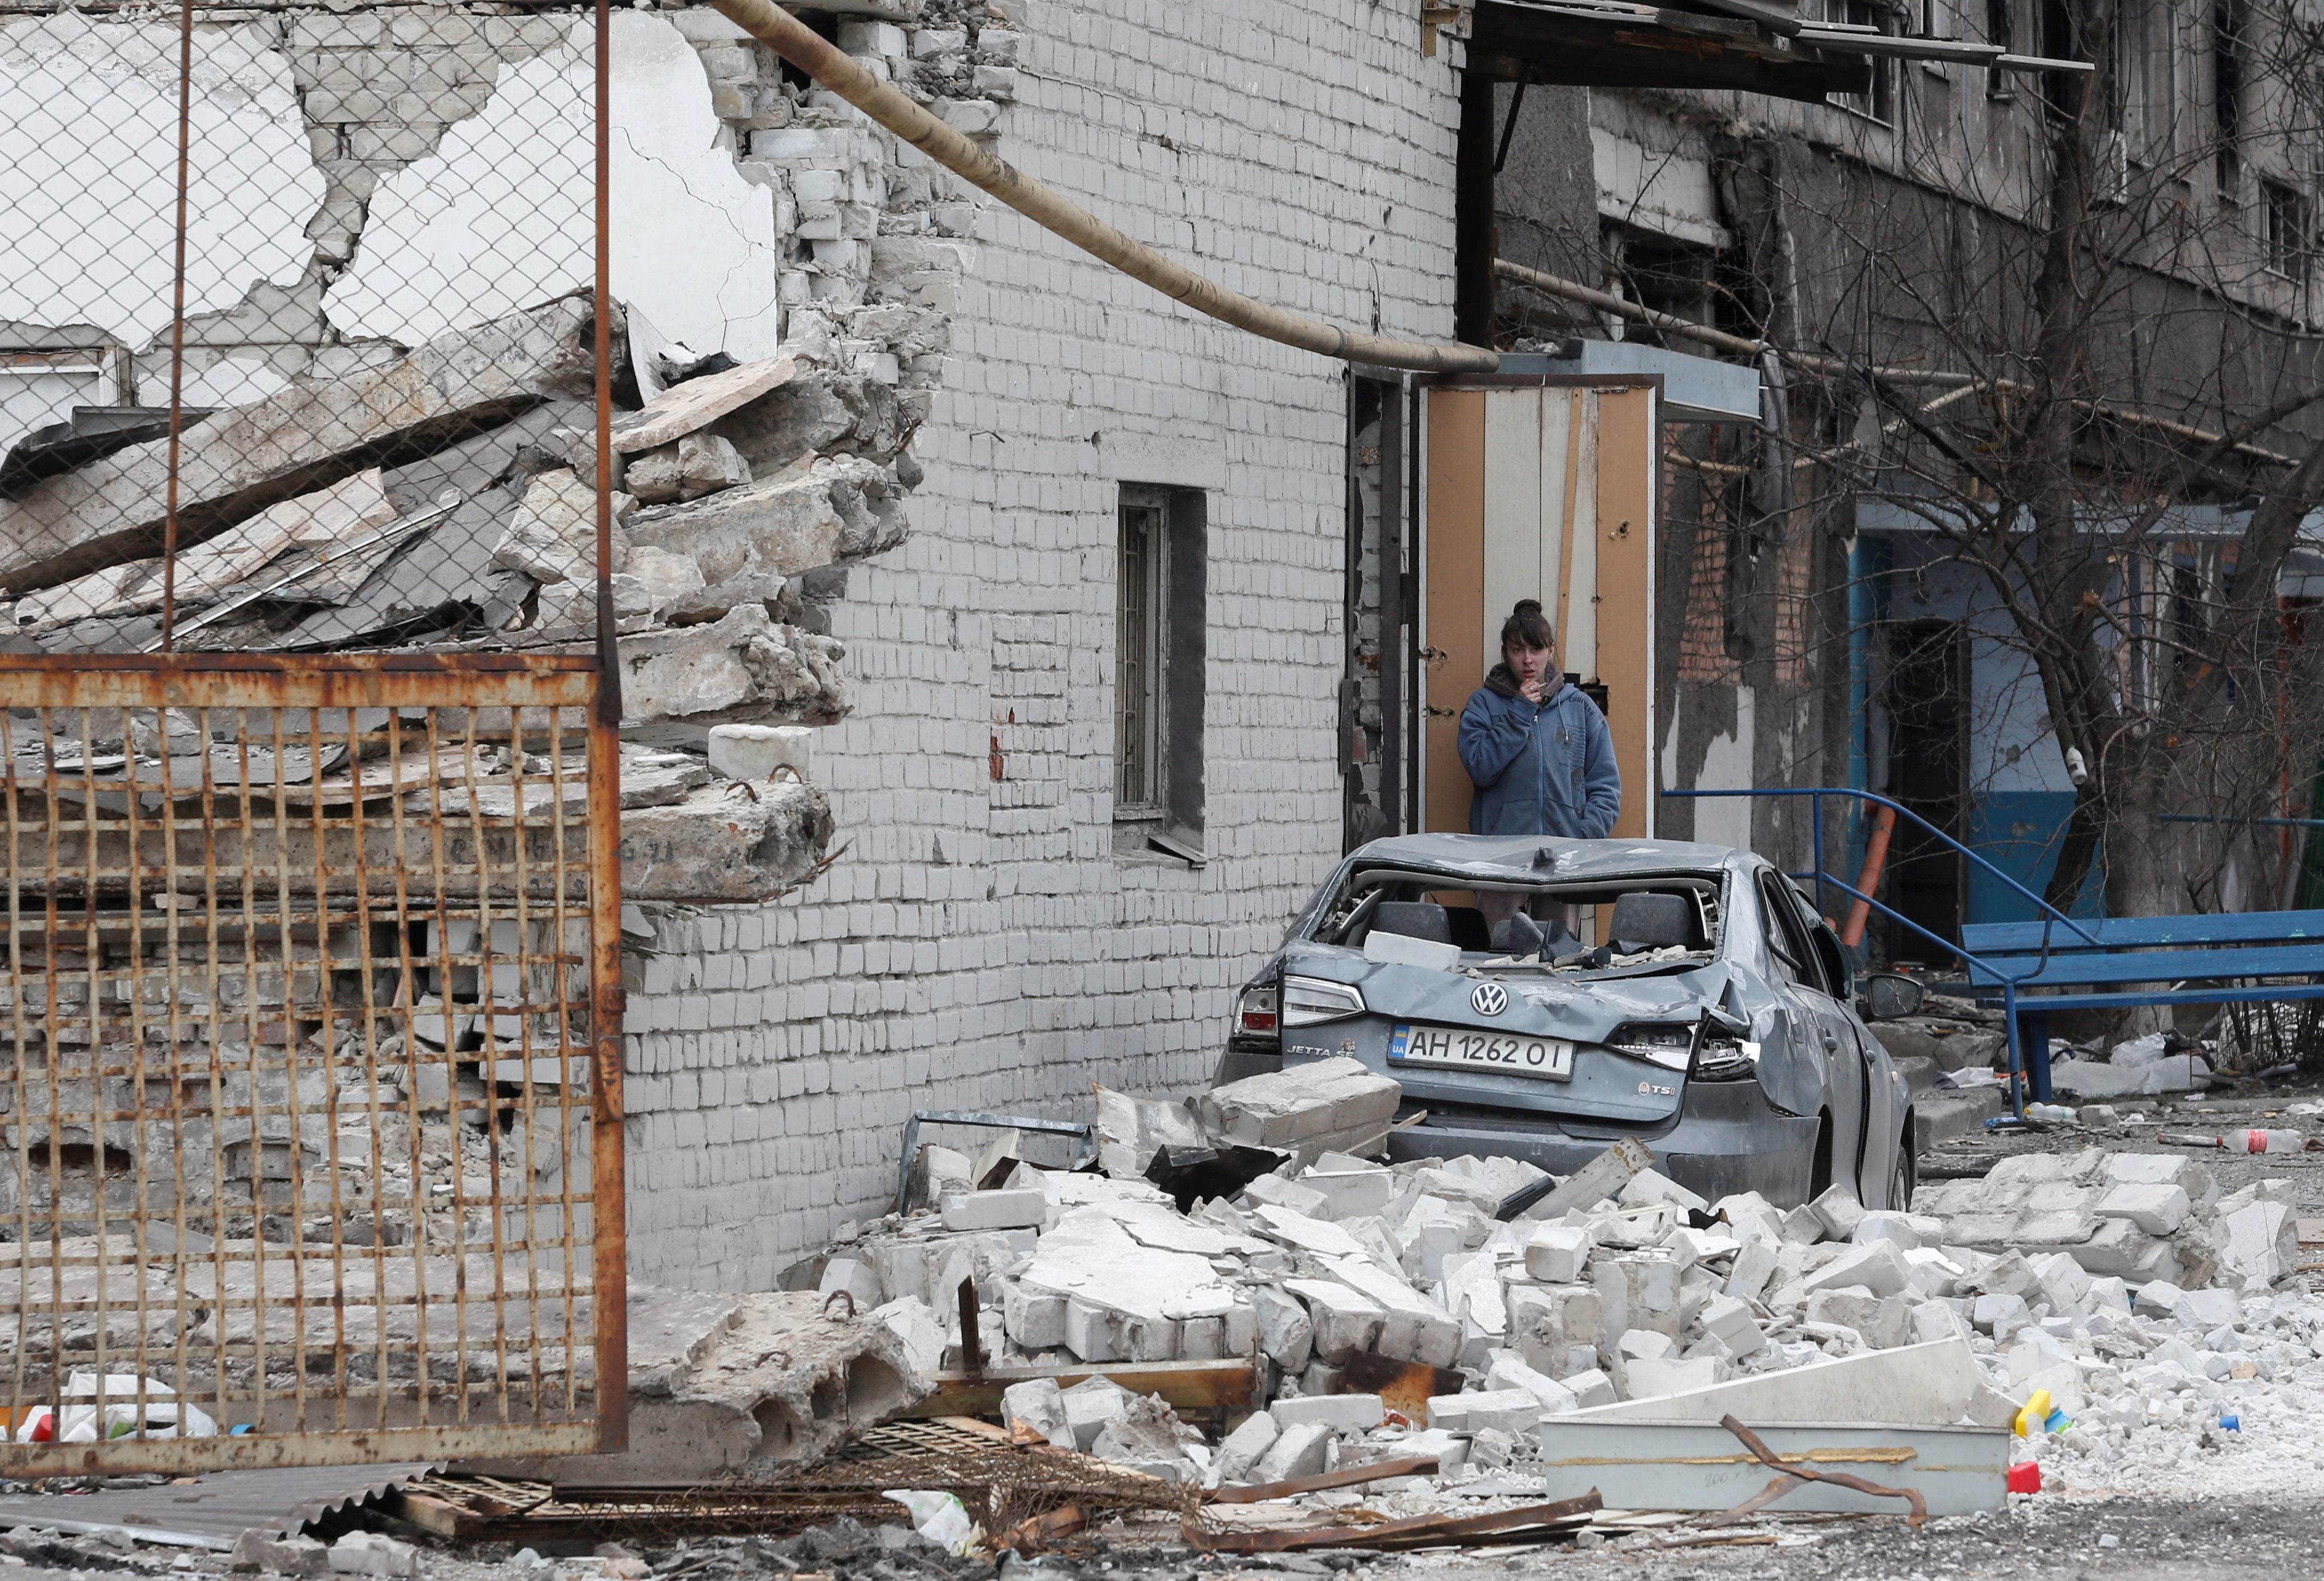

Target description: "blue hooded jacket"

left=1458, top=666, right=1623, bottom=838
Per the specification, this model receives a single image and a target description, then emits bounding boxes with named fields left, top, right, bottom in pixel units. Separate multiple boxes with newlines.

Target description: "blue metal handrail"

left=1660, top=785, right=2102, bottom=1114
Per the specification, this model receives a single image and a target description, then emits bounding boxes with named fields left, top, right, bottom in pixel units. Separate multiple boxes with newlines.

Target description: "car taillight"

left=1609, top=1021, right=1694, bottom=1071
left=1693, top=1035, right=1761, bottom=1081
left=1282, top=975, right=1367, bottom=1025
left=1237, top=983, right=1279, bottom=1032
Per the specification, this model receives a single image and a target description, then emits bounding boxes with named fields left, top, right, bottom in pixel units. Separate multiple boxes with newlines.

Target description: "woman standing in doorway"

left=1458, top=600, right=1622, bottom=923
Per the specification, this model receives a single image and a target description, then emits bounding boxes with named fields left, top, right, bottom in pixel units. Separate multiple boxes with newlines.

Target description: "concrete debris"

left=616, top=603, right=850, bottom=727
left=464, top=1287, right=926, bottom=1483
left=625, top=432, right=755, bottom=504
left=15, top=467, right=398, bottom=628
left=623, top=453, right=909, bottom=621
left=1, top=315, right=927, bottom=910
left=327, top=1534, right=419, bottom=1578
left=608, top=354, right=797, bottom=455
left=232, top=1533, right=330, bottom=1576
left=798, top=1054, right=2324, bottom=1511
left=1194, top=1055, right=1403, bottom=1162
left=0, top=299, right=597, bottom=596
left=487, top=467, right=640, bottom=632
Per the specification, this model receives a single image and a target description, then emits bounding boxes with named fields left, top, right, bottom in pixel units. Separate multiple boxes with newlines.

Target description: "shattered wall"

left=0, top=0, right=1462, bottom=1292
left=0, top=2, right=969, bottom=865
left=618, top=0, right=1465, bottom=1286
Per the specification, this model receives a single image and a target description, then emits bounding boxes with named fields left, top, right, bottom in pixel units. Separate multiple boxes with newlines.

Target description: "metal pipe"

left=1495, top=258, right=2303, bottom=465
left=1841, top=804, right=1896, bottom=947
left=707, top=0, right=1495, bottom=375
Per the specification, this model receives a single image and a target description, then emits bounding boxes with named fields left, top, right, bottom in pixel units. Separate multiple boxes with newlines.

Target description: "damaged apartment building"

left=1452, top=2, right=2324, bottom=945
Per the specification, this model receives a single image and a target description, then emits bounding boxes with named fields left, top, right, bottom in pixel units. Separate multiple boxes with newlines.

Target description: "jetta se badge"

left=1471, top=982, right=1508, bottom=1016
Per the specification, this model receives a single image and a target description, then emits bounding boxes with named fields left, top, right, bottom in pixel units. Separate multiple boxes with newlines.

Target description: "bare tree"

left=1704, top=0, right=2324, bottom=935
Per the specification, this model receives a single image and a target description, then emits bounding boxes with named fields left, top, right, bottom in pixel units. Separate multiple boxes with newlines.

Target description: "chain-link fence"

left=1, top=2, right=620, bottom=660
left=0, top=2, right=628, bottom=1468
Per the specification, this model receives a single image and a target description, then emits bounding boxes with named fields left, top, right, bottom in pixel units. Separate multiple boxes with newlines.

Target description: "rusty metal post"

left=587, top=699, right=628, bottom=1452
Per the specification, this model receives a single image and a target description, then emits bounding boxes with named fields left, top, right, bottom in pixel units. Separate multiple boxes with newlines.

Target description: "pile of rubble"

left=798, top=1057, right=2318, bottom=1501
left=0, top=300, right=865, bottom=901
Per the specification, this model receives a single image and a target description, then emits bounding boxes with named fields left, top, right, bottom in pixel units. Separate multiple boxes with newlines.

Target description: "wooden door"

left=1421, top=382, right=1657, bottom=838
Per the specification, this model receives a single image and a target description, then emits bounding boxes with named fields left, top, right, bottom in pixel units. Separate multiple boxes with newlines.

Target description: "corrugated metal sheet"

left=0, top=1461, right=435, bottom=1551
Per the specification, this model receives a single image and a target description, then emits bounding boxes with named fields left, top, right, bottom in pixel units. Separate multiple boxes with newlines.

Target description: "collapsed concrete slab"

left=458, top=1285, right=925, bottom=1482
left=15, top=468, right=399, bottom=628
left=0, top=299, right=594, bottom=594
left=623, top=454, right=908, bottom=620
left=617, top=777, right=835, bottom=902
left=616, top=601, right=849, bottom=726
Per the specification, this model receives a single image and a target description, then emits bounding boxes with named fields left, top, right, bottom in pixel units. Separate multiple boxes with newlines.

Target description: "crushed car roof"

left=1346, top=832, right=1746, bottom=878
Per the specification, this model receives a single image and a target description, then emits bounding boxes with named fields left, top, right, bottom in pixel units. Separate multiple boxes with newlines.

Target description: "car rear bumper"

left=1213, top=1049, right=1820, bottom=1205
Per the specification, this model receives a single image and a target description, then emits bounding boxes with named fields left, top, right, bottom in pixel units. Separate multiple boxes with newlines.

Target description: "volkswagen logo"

left=1471, top=982, right=1508, bottom=1017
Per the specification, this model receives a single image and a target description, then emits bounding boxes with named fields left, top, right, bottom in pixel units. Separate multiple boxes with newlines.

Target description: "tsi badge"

left=1637, top=1080, right=1676, bottom=1097
left=1471, top=982, right=1508, bottom=1017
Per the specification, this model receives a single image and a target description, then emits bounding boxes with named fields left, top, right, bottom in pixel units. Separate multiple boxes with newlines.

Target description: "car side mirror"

left=1859, top=973, right=1925, bottom=1021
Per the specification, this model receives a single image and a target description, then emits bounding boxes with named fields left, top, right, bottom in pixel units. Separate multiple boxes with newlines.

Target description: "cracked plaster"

left=0, top=16, right=325, bottom=352
left=326, top=12, right=785, bottom=363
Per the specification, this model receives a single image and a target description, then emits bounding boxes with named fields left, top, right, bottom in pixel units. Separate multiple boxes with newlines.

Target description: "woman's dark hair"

left=1501, top=598, right=1555, bottom=653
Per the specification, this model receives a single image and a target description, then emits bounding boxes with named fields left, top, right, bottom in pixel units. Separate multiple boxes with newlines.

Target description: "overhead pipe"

left=709, top=0, right=1497, bottom=375
left=1495, top=258, right=2302, bottom=466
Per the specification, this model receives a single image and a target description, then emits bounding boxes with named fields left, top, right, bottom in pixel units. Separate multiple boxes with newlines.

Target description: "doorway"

left=1882, top=618, right=1967, bottom=962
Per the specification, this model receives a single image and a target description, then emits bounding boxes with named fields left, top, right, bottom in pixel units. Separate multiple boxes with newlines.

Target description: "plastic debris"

left=881, top=1490, right=980, bottom=1555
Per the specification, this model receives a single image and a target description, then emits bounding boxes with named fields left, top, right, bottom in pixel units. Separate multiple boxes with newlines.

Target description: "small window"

left=1112, top=484, right=1207, bottom=860
left=2264, top=180, right=2308, bottom=278
left=1985, top=0, right=2015, bottom=98
left=1114, top=491, right=1166, bottom=814
left=1827, top=0, right=1895, bottom=123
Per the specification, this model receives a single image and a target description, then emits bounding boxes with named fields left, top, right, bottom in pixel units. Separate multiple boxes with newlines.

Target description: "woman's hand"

left=1520, top=675, right=1549, bottom=703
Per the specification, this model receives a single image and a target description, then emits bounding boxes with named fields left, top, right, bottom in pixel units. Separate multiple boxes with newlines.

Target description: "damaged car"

left=1215, top=834, right=1926, bottom=1208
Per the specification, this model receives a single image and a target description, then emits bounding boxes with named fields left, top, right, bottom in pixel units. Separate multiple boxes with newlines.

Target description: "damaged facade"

left=1, top=0, right=1464, bottom=1287
left=1473, top=14, right=2324, bottom=939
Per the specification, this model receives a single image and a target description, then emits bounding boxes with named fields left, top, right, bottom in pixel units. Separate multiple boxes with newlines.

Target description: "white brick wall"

left=622, top=0, right=1461, bottom=1290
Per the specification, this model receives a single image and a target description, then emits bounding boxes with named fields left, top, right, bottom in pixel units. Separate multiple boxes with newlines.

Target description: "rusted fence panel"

left=2, top=0, right=629, bottom=1468
left=0, top=654, right=625, bottom=1471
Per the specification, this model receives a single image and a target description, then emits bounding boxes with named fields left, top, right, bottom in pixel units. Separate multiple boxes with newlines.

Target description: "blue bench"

left=1957, top=910, right=2324, bottom=1100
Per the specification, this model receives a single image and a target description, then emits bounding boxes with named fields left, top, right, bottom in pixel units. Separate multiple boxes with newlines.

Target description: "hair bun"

left=1513, top=598, right=1543, bottom=617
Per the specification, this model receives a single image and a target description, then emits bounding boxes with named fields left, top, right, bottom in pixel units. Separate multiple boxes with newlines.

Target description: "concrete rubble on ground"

left=787, top=1057, right=2324, bottom=1509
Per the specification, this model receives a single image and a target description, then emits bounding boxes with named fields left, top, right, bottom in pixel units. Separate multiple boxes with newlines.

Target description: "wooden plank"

left=1337, top=1351, right=1466, bottom=1425
left=1963, top=909, right=2324, bottom=953
left=1591, top=384, right=1655, bottom=839
left=899, top=1358, right=1261, bottom=1420
left=381, top=1488, right=480, bottom=1540
left=1423, top=390, right=1488, bottom=834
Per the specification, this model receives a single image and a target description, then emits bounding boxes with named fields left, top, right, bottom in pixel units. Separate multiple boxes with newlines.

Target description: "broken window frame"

left=1824, top=0, right=1898, bottom=124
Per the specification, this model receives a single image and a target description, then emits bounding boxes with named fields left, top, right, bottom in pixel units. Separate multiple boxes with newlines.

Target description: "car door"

left=1755, top=869, right=1865, bottom=1203
left=1793, top=893, right=1900, bottom=1207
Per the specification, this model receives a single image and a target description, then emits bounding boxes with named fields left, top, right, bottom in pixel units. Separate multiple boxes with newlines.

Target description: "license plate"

left=1388, top=1023, right=1574, bottom=1080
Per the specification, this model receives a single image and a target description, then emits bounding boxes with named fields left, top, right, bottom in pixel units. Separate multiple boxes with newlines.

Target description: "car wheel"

left=1890, top=1131, right=1917, bottom=1211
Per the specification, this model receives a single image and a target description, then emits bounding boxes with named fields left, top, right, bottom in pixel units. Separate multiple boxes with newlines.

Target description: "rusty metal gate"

left=0, top=655, right=626, bottom=1470
left=1, top=0, right=630, bottom=1468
